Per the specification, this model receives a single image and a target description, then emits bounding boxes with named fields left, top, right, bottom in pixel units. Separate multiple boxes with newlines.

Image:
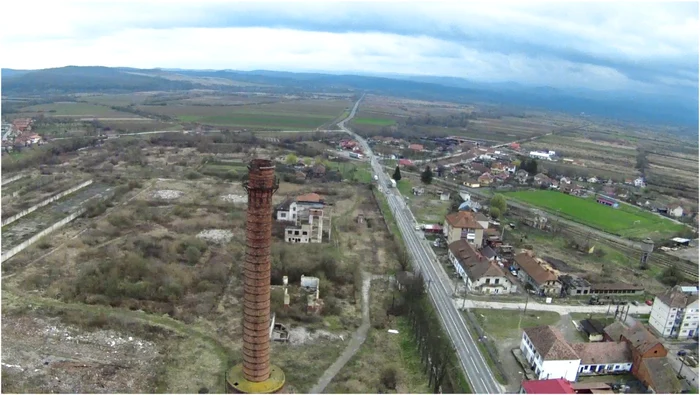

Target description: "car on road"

left=632, top=300, right=640, bottom=306
left=678, top=349, right=688, bottom=356
left=645, top=300, right=654, bottom=306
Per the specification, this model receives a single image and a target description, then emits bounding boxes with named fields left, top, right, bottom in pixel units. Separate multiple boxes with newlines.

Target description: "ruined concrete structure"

left=227, top=159, right=285, bottom=394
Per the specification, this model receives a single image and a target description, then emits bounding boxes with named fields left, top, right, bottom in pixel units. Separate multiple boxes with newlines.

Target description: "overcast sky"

left=2, top=0, right=698, bottom=96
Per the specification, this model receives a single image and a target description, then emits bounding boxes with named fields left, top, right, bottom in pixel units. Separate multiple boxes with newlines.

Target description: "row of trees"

left=401, top=272, right=458, bottom=393
left=392, top=165, right=434, bottom=185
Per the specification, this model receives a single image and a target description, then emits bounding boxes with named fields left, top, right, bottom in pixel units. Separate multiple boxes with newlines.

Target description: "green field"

left=326, top=161, right=373, bottom=183
left=16, top=102, right=140, bottom=118
left=137, top=99, right=349, bottom=130
left=353, top=117, right=396, bottom=126
left=506, top=190, right=685, bottom=239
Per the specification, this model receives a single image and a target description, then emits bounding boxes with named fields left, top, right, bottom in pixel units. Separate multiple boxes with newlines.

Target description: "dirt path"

left=308, top=272, right=377, bottom=394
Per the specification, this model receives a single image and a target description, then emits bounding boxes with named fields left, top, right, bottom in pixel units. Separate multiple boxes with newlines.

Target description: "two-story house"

left=514, top=252, right=562, bottom=296
left=521, top=326, right=581, bottom=382
left=448, top=239, right=517, bottom=294
left=649, top=285, right=699, bottom=339
left=443, top=211, right=485, bottom=246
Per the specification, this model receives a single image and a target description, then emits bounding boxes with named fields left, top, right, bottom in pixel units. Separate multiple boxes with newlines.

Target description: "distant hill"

left=1, top=66, right=697, bottom=128
left=1, top=66, right=199, bottom=94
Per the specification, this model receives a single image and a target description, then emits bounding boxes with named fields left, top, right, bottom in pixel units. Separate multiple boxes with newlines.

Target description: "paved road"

left=339, top=95, right=503, bottom=394
left=454, top=298, right=652, bottom=315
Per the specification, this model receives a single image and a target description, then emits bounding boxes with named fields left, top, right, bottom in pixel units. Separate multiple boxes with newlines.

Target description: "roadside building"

left=520, top=326, right=581, bottom=382
left=514, top=252, right=562, bottom=297
left=571, top=342, right=633, bottom=376
left=559, top=275, right=591, bottom=297
left=589, top=283, right=644, bottom=296
left=448, top=239, right=517, bottom=294
left=648, top=285, right=699, bottom=339
left=444, top=211, right=485, bottom=246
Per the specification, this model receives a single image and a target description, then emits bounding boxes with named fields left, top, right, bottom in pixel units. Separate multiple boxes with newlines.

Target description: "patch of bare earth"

left=1, top=315, right=162, bottom=393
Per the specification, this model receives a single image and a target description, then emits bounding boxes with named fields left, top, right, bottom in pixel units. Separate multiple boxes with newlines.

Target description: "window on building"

left=280, top=212, right=287, bottom=218
left=495, top=278, right=500, bottom=284
left=294, top=231, right=300, bottom=236
left=302, top=231, right=308, bottom=236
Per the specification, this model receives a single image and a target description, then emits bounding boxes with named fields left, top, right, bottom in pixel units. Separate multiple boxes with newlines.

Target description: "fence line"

left=1, top=174, right=26, bottom=186
left=1, top=208, right=86, bottom=263
left=1, top=180, right=93, bottom=227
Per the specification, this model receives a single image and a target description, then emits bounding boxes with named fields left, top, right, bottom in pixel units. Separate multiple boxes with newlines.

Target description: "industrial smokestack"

left=227, top=159, right=285, bottom=394
left=241, top=159, right=277, bottom=382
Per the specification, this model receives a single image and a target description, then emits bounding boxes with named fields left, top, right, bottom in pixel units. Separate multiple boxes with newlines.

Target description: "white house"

left=634, top=177, right=646, bottom=188
left=669, top=205, right=684, bottom=218
left=448, top=239, right=517, bottom=294
left=649, top=285, right=699, bottom=339
left=276, top=198, right=298, bottom=221
left=521, top=326, right=580, bottom=382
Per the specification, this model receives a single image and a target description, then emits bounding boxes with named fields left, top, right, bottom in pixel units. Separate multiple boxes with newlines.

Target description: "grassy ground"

left=326, top=161, right=373, bottom=183
left=352, top=117, right=396, bottom=126
left=505, top=190, right=685, bottom=239
left=325, top=318, right=429, bottom=393
left=137, top=100, right=349, bottom=130
left=470, top=309, right=561, bottom=340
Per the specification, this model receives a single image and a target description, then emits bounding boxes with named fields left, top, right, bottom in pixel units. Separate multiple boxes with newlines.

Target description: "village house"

left=285, top=208, right=324, bottom=243
left=520, top=326, right=581, bottom=382
left=11, top=118, right=32, bottom=132
left=521, top=325, right=633, bottom=383
left=478, top=172, right=494, bottom=186
left=514, top=252, right=562, bottom=296
left=560, top=177, right=571, bottom=185
left=448, top=239, right=517, bottom=294
left=634, top=177, right=646, bottom=188
left=443, top=211, right=485, bottom=246
left=398, top=158, right=413, bottom=167
left=533, top=173, right=551, bottom=186
left=648, top=285, right=699, bottom=339
left=668, top=204, right=684, bottom=218
left=515, top=169, right=530, bottom=184
left=490, top=162, right=506, bottom=174
left=408, top=143, right=424, bottom=152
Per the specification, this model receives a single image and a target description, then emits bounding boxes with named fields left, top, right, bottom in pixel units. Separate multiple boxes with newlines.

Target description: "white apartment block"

left=649, top=286, right=699, bottom=339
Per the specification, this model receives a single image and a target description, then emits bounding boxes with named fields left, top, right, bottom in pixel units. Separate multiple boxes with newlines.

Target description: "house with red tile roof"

left=520, top=378, right=575, bottom=394
left=443, top=211, right=485, bottom=246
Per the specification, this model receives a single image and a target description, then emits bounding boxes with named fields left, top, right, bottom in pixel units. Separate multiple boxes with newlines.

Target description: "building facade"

left=443, top=211, right=485, bottom=246
left=520, top=326, right=580, bottom=382
left=649, top=286, right=699, bottom=339
left=448, top=239, right=517, bottom=294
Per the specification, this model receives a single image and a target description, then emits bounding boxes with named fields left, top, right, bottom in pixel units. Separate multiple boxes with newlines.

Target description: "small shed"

left=671, top=237, right=691, bottom=247
left=580, top=319, right=605, bottom=342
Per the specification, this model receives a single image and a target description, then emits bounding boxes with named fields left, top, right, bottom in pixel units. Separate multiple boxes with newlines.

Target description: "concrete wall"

left=1, top=208, right=86, bottom=263
left=1, top=174, right=25, bottom=186
left=1, top=180, right=92, bottom=227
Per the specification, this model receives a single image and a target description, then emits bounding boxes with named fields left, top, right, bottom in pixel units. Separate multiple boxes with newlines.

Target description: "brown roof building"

left=444, top=211, right=485, bottom=246
left=448, top=240, right=514, bottom=293
left=514, top=252, right=562, bottom=297
left=523, top=326, right=579, bottom=360
left=570, top=342, right=632, bottom=366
